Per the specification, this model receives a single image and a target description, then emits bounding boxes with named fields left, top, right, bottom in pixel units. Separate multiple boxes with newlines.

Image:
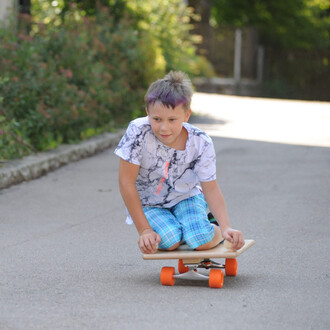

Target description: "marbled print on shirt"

left=115, top=116, right=216, bottom=208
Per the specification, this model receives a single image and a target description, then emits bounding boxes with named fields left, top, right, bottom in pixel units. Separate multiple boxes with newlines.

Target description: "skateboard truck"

left=161, top=257, right=238, bottom=288
left=184, top=259, right=225, bottom=270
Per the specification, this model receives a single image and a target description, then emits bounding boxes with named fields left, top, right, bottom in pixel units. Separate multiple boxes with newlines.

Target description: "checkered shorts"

left=143, top=194, right=215, bottom=249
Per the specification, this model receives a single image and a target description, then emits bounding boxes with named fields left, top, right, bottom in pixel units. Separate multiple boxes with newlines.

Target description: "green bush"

left=0, top=7, right=165, bottom=160
left=262, top=48, right=329, bottom=101
left=0, top=2, right=214, bottom=161
left=126, top=0, right=215, bottom=77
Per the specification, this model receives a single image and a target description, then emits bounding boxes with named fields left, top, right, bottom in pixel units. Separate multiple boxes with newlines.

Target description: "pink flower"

left=60, top=68, right=73, bottom=79
left=0, top=130, right=3, bottom=135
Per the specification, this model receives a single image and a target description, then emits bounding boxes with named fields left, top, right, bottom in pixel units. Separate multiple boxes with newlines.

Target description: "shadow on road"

left=189, top=113, right=227, bottom=126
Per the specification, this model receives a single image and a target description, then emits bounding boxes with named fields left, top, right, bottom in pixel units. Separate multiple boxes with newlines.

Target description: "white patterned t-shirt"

left=114, top=116, right=216, bottom=213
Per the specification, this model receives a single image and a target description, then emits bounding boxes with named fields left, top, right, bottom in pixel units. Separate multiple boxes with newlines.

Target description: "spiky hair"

left=145, top=71, right=193, bottom=111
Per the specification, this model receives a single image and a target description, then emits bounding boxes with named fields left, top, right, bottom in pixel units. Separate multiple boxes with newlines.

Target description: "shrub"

left=126, top=0, right=215, bottom=77
left=0, top=7, right=164, bottom=160
left=262, top=48, right=329, bottom=101
left=0, top=1, right=214, bottom=161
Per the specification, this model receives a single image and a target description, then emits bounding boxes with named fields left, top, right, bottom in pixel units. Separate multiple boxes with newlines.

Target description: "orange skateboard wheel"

left=178, top=259, right=189, bottom=273
left=225, top=258, right=238, bottom=276
left=160, top=267, right=175, bottom=286
left=209, top=269, right=224, bottom=288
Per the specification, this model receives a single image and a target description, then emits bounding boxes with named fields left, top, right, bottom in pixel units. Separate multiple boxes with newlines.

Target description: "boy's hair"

left=145, top=71, right=193, bottom=111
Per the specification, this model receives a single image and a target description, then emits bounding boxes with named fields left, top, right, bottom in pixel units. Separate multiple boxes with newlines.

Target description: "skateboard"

left=143, top=239, right=255, bottom=288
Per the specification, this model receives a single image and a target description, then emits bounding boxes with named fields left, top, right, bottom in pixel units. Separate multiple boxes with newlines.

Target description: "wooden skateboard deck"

left=143, top=239, right=255, bottom=288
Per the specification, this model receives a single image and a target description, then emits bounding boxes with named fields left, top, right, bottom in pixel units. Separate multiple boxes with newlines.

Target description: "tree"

left=19, top=0, right=31, bottom=15
left=211, top=0, right=329, bottom=50
left=31, top=0, right=213, bottom=76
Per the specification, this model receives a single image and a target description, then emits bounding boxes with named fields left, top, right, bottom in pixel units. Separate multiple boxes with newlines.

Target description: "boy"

left=115, top=71, right=244, bottom=254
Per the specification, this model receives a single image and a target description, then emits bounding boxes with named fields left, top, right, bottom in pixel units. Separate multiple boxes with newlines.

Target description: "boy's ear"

left=145, top=107, right=149, bottom=115
left=185, top=109, right=192, bottom=122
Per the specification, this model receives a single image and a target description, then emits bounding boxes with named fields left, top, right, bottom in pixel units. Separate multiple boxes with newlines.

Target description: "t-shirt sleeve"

left=195, top=138, right=217, bottom=182
left=114, top=121, right=143, bottom=165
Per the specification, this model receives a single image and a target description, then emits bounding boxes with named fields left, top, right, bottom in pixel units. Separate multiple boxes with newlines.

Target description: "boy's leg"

left=172, top=194, right=223, bottom=250
left=143, top=207, right=182, bottom=250
left=195, top=225, right=223, bottom=250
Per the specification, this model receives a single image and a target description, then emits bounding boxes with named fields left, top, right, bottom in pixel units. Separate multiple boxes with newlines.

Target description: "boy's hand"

left=222, top=228, right=244, bottom=250
left=138, top=228, right=161, bottom=254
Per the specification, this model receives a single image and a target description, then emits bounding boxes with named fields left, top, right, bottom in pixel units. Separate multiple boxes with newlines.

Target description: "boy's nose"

left=160, top=121, right=169, bottom=131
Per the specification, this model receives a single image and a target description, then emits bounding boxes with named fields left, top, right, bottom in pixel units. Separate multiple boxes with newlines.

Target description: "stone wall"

left=0, top=0, right=15, bottom=26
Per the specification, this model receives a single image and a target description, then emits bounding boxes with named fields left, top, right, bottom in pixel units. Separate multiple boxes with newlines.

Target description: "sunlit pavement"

left=191, top=93, right=330, bottom=147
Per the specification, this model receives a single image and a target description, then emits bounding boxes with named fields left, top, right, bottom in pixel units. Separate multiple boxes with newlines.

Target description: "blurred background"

left=0, top=0, right=329, bottom=161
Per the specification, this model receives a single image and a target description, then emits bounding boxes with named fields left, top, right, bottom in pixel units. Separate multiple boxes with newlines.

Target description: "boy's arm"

left=201, top=180, right=244, bottom=250
left=118, top=158, right=161, bottom=254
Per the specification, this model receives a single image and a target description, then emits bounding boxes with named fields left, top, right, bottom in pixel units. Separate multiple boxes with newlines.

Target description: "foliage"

left=211, top=0, right=330, bottom=50
left=32, top=0, right=214, bottom=77
left=0, top=6, right=164, bottom=160
left=31, top=0, right=127, bottom=24
left=208, top=0, right=329, bottom=100
left=125, top=0, right=214, bottom=77
left=1, top=1, right=214, bottom=160
left=261, top=48, right=329, bottom=101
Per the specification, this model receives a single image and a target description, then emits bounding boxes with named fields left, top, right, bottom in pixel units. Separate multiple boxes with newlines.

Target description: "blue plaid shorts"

left=143, top=194, right=215, bottom=249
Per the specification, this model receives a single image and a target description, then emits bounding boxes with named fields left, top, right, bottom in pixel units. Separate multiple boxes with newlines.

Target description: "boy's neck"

left=167, top=126, right=188, bottom=150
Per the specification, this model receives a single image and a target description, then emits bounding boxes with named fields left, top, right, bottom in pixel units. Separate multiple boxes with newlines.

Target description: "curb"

left=0, top=131, right=124, bottom=190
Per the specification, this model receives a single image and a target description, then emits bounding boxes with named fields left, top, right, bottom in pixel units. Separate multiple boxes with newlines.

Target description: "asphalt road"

left=1, top=93, right=329, bottom=329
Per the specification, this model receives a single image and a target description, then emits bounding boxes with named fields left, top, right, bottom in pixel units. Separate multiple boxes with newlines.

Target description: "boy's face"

left=147, top=102, right=191, bottom=149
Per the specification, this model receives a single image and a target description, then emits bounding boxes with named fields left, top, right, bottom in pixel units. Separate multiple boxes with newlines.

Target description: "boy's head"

left=144, top=71, right=193, bottom=112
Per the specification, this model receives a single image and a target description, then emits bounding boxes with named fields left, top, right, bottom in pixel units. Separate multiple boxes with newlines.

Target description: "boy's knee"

left=194, top=225, right=223, bottom=250
left=159, top=241, right=181, bottom=251
left=183, top=222, right=221, bottom=250
left=158, top=229, right=182, bottom=250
